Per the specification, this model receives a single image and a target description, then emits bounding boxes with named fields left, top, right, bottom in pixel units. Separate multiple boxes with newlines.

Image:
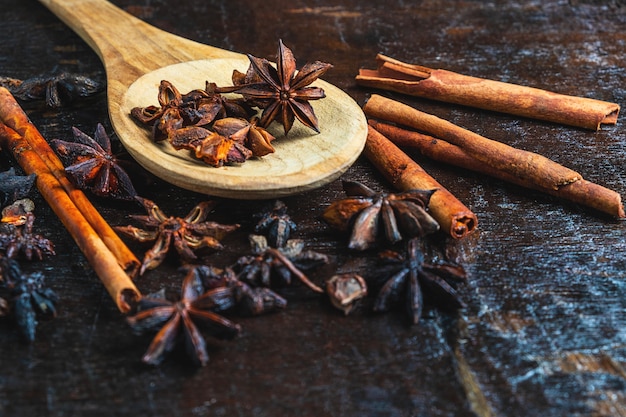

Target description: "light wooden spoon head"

left=40, top=0, right=367, bottom=199
left=119, top=58, right=367, bottom=199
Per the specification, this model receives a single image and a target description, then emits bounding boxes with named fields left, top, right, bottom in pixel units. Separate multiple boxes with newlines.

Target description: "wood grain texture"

left=1, top=0, right=626, bottom=416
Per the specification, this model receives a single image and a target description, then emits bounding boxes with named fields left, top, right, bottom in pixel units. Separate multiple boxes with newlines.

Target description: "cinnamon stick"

left=0, top=87, right=139, bottom=276
left=364, top=125, right=477, bottom=239
left=356, top=54, right=619, bottom=130
left=0, top=93, right=141, bottom=313
left=363, top=94, right=582, bottom=191
left=369, top=120, right=625, bottom=219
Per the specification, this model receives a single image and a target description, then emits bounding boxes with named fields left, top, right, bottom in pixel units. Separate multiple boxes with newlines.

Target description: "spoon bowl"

left=39, top=0, right=367, bottom=199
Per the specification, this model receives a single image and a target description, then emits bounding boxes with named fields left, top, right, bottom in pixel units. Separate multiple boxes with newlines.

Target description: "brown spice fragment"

left=363, top=94, right=582, bottom=191
left=356, top=54, right=619, bottom=130
left=326, top=273, right=367, bottom=315
left=369, top=120, right=625, bottom=219
left=364, top=125, right=477, bottom=239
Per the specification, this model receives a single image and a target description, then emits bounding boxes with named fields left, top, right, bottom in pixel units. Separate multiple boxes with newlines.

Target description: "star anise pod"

left=131, top=80, right=256, bottom=144
left=0, top=168, right=36, bottom=207
left=0, top=200, right=55, bottom=260
left=212, top=117, right=275, bottom=158
left=169, top=125, right=252, bottom=167
left=190, top=265, right=287, bottom=316
left=232, top=39, right=333, bottom=134
left=203, top=81, right=256, bottom=121
left=253, top=200, right=297, bottom=248
left=1, top=257, right=58, bottom=341
left=51, top=124, right=138, bottom=200
left=323, top=180, right=440, bottom=250
left=372, top=238, right=466, bottom=324
left=1, top=72, right=104, bottom=108
left=115, top=197, right=239, bottom=274
left=170, top=115, right=275, bottom=166
left=126, top=267, right=241, bottom=366
left=233, top=234, right=326, bottom=293
left=130, top=80, right=185, bottom=142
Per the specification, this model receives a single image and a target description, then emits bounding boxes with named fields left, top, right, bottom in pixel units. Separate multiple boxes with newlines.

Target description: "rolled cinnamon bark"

left=356, top=54, right=619, bottom=130
left=0, top=122, right=141, bottom=313
left=369, top=120, right=625, bottom=219
left=364, top=125, right=477, bottom=239
left=363, top=94, right=581, bottom=191
left=0, top=87, right=140, bottom=276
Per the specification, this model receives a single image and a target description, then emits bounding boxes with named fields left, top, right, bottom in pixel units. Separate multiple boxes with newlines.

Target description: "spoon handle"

left=38, top=0, right=240, bottom=87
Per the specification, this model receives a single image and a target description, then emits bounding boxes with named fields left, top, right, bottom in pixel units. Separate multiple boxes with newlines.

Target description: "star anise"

left=212, top=117, right=275, bottom=158
left=0, top=168, right=36, bottom=207
left=0, top=72, right=104, bottom=108
left=0, top=200, right=55, bottom=260
left=130, top=80, right=185, bottom=142
left=1, top=257, right=58, bottom=341
left=115, top=197, right=239, bottom=274
left=253, top=200, right=297, bottom=248
left=232, top=39, right=333, bottom=134
left=130, top=80, right=256, bottom=143
left=51, top=124, right=138, bottom=200
left=127, top=267, right=241, bottom=366
left=203, top=81, right=257, bottom=121
left=190, top=265, right=288, bottom=316
left=372, top=238, right=466, bottom=324
left=234, top=234, right=326, bottom=293
left=169, top=125, right=252, bottom=167
left=323, top=180, right=440, bottom=250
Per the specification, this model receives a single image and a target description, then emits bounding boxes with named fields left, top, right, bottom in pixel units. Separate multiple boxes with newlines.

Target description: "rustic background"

left=1, top=0, right=626, bottom=416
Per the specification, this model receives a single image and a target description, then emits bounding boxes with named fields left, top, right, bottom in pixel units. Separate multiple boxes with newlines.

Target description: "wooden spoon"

left=39, top=0, right=367, bottom=199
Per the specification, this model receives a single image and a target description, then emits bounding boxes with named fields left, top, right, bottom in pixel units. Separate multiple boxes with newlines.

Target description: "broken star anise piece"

left=233, top=39, right=333, bottom=134
left=323, top=180, right=440, bottom=250
left=51, top=124, right=138, bottom=200
left=233, top=234, right=326, bottom=293
left=373, top=238, right=467, bottom=324
left=0, top=168, right=36, bottom=207
left=326, top=273, right=368, bottom=316
left=127, top=267, right=241, bottom=366
left=115, top=197, right=239, bottom=274
left=0, top=200, right=55, bottom=261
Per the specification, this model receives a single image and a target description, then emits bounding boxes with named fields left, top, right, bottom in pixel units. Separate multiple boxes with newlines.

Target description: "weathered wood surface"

left=1, top=0, right=626, bottom=416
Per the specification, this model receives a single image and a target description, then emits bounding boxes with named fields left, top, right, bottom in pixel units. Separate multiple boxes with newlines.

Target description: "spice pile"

left=130, top=40, right=332, bottom=167
left=0, top=42, right=469, bottom=367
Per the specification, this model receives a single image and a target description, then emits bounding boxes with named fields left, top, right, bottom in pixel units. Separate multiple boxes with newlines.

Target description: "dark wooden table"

left=2, top=0, right=626, bottom=416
